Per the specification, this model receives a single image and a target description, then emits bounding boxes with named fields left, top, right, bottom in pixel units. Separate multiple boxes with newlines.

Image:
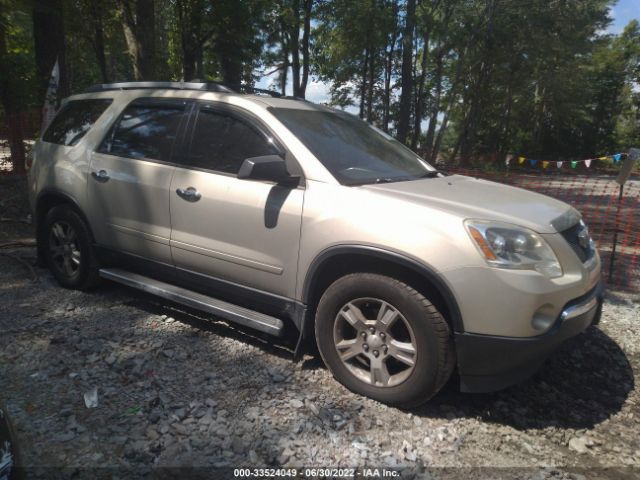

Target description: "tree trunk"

left=82, top=0, right=108, bottom=82
left=366, top=5, right=376, bottom=124
left=277, top=16, right=289, bottom=95
left=431, top=110, right=449, bottom=164
left=430, top=47, right=466, bottom=164
left=195, top=48, right=204, bottom=79
left=177, top=0, right=213, bottom=82
left=457, top=0, right=496, bottom=163
left=299, top=0, right=312, bottom=98
left=220, top=55, right=242, bottom=91
left=359, top=47, right=369, bottom=119
left=93, top=18, right=108, bottom=82
left=423, top=51, right=443, bottom=154
left=280, top=36, right=289, bottom=95
left=498, top=85, right=513, bottom=161
left=135, top=0, right=155, bottom=80
left=396, top=0, right=416, bottom=144
left=116, top=0, right=156, bottom=81
left=0, top=18, right=25, bottom=174
left=411, top=30, right=430, bottom=150
left=33, top=0, right=67, bottom=103
left=382, top=24, right=398, bottom=132
left=117, top=0, right=142, bottom=80
left=533, top=82, right=546, bottom=152
left=290, top=0, right=301, bottom=97
left=366, top=45, right=375, bottom=122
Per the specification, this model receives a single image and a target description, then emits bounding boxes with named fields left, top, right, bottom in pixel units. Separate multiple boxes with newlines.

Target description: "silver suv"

left=28, top=82, right=603, bottom=407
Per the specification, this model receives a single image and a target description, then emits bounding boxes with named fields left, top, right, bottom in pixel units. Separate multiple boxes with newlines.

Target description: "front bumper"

left=455, top=281, right=604, bottom=393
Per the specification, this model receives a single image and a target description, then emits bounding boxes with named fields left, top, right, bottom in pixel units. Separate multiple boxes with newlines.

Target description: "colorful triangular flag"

left=585, top=159, right=592, bottom=168
left=557, top=161, right=563, bottom=168
left=518, top=156, right=525, bottom=165
left=613, top=153, right=621, bottom=162
left=571, top=161, right=577, bottom=168
left=542, top=161, right=549, bottom=169
left=598, top=156, right=607, bottom=161
left=529, top=159, right=537, bottom=167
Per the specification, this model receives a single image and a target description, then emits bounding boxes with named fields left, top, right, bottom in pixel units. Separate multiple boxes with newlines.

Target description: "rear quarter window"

left=42, top=99, right=113, bottom=146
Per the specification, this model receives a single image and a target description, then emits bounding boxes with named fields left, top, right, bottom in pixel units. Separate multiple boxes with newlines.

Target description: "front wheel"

left=43, top=205, right=99, bottom=290
left=315, top=273, right=454, bottom=408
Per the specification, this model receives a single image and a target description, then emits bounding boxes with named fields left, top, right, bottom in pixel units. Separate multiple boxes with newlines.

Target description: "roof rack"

left=84, top=81, right=234, bottom=93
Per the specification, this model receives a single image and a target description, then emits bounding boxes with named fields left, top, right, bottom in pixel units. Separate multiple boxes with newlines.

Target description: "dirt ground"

left=1, top=174, right=639, bottom=479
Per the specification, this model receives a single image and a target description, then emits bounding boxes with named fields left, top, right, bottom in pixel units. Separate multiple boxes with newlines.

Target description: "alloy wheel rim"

left=49, top=221, right=81, bottom=278
left=333, top=297, right=417, bottom=387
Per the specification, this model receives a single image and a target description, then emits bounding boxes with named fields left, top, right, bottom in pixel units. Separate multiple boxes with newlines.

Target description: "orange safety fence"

left=444, top=166, right=640, bottom=293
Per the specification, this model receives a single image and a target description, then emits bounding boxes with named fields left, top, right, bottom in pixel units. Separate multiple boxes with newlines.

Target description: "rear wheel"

left=315, top=273, right=454, bottom=408
left=43, top=205, right=99, bottom=290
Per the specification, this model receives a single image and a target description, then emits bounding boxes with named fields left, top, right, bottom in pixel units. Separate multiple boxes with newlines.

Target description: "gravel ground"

left=1, top=176, right=639, bottom=479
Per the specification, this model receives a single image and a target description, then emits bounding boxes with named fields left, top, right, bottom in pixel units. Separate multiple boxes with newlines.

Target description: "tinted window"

left=100, top=102, right=185, bottom=162
left=269, top=107, right=436, bottom=185
left=187, top=107, right=279, bottom=174
left=43, top=99, right=112, bottom=146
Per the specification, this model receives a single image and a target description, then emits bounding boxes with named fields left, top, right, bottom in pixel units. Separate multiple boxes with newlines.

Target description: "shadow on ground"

left=109, top=282, right=634, bottom=433
left=110, top=283, right=301, bottom=362
left=415, top=326, right=634, bottom=431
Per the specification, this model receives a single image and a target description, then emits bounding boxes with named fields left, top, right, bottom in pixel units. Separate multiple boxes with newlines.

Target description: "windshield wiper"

left=347, top=175, right=426, bottom=186
left=420, top=170, right=444, bottom=178
left=374, top=176, right=420, bottom=184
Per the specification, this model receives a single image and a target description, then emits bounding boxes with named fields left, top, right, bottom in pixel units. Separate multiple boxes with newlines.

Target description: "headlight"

left=464, top=220, right=562, bottom=278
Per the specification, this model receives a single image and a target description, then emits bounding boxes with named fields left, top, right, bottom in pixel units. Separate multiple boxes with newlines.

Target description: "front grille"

left=560, top=222, right=594, bottom=263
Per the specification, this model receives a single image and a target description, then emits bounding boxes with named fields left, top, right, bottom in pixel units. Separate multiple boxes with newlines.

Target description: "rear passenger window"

left=43, top=99, right=112, bottom=146
left=186, top=107, right=279, bottom=174
left=99, top=101, right=185, bottom=162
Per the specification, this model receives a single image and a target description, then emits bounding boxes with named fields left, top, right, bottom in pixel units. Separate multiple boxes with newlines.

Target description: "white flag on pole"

left=41, top=58, right=60, bottom=132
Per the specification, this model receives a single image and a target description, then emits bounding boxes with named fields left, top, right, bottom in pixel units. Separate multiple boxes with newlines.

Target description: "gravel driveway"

left=1, top=176, right=639, bottom=479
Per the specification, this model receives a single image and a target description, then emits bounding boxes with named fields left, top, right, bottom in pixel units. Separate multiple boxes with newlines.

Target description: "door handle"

left=91, top=169, right=110, bottom=182
left=176, top=186, right=201, bottom=202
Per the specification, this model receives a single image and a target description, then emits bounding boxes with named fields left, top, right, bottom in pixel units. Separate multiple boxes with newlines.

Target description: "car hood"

left=363, top=174, right=577, bottom=234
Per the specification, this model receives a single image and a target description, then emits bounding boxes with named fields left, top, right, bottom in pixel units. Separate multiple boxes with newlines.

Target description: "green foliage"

left=0, top=0, right=37, bottom=111
left=613, top=20, right=640, bottom=150
left=1, top=0, right=638, bottom=162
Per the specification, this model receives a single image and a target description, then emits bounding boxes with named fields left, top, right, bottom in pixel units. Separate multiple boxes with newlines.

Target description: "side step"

left=99, top=268, right=284, bottom=336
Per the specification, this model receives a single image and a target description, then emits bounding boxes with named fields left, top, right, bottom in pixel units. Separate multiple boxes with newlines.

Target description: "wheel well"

left=303, top=252, right=461, bottom=333
left=35, top=192, right=94, bottom=261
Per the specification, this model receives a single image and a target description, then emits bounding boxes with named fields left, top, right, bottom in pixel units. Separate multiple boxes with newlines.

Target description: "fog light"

left=532, top=304, right=555, bottom=331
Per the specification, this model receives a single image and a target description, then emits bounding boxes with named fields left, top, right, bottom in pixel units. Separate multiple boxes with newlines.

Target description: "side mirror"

left=238, top=155, right=293, bottom=183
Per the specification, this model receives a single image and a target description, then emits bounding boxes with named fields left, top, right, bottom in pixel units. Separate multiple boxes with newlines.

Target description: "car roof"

left=66, top=88, right=332, bottom=112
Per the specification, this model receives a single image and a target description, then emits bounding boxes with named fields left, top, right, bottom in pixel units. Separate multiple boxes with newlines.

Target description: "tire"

left=315, top=273, right=455, bottom=408
left=43, top=205, right=100, bottom=290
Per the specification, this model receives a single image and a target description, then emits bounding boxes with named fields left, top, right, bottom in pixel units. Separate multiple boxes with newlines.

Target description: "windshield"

left=268, top=107, right=436, bottom=185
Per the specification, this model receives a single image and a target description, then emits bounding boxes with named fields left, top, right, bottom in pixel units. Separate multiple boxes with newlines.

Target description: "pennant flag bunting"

left=509, top=152, right=624, bottom=168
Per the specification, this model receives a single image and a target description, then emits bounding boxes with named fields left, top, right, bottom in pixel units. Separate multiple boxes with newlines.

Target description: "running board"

left=99, top=268, right=284, bottom=336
